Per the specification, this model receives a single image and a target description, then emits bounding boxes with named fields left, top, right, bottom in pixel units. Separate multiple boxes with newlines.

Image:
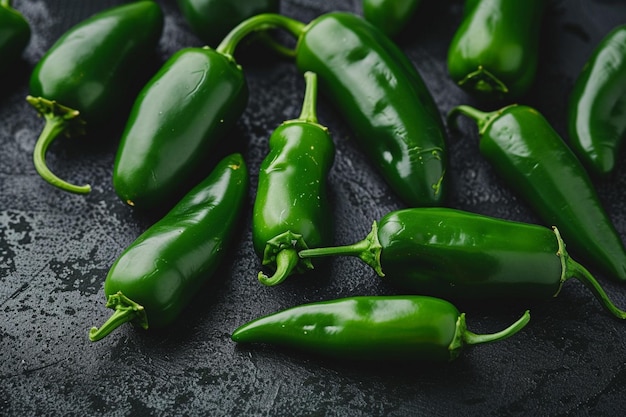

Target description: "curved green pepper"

left=362, top=0, right=421, bottom=38
left=447, top=0, right=544, bottom=100
left=113, top=44, right=248, bottom=209
left=448, top=104, right=626, bottom=282
left=0, top=0, right=30, bottom=76
left=89, top=153, right=248, bottom=342
left=252, top=71, right=335, bottom=286
left=568, top=24, right=626, bottom=176
left=27, top=1, right=164, bottom=194
left=299, top=208, right=626, bottom=320
left=219, top=12, right=448, bottom=207
left=177, top=0, right=279, bottom=46
left=232, top=295, right=530, bottom=362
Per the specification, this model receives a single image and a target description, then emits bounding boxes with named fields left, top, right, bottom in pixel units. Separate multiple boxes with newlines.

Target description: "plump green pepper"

left=447, top=0, right=544, bottom=100
left=252, top=72, right=335, bottom=286
left=362, top=0, right=421, bottom=38
left=232, top=295, right=530, bottom=362
left=220, top=12, right=448, bottom=207
left=299, top=208, right=626, bottom=320
left=568, top=24, right=626, bottom=176
left=113, top=44, right=248, bottom=209
left=448, top=104, right=626, bottom=283
left=0, top=0, right=30, bottom=76
left=89, top=153, right=248, bottom=342
left=177, top=0, right=279, bottom=46
left=27, top=1, right=164, bottom=194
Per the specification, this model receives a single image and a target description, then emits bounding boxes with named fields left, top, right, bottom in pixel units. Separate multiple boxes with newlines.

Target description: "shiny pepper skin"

left=294, top=12, right=448, bottom=207
left=27, top=1, right=164, bottom=194
left=113, top=46, right=248, bottom=209
left=0, top=0, right=30, bottom=76
left=568, top=24, right=626, bottom=176
left=447, top=0, right=544, bottom=100
left=177, top=0, right=279, bottom=46
left=232, top=295, right=530, bottom=362
left=362, top=0, right=422, bottom=38
left=449, top=104, right=626, bottom=283
left=219, top=12, right=448, bottom=207
left=90, top=153, right=249, bottom=342
left=300, top=208, right=626, bottom=320
left=252, top=72, right=335, bottom=286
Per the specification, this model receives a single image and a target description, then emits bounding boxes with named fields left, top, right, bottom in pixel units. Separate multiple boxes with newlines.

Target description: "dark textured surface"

left=2, top=0, right=626, bottom=416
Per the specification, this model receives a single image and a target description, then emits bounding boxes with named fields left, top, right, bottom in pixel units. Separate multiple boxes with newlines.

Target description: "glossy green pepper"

left=0, top=0, right=30, bottom=76
left=568, top=24, right=626, bottom=176
left=362, top=0, right=421, bottom=38
left=27, top=1, right=164, bottom=194
left=300, top=208, right=626, bottom=320
left=449, top=104, right=626, bottom=283
left=232, top=295, right=530, bottom=362
left=220, top=12, right=448, bottom=207
left=113, top=44, right=248, bottom=209
left=252, top=71, right=335, bottom=286
left=447, top=0, right=544, bottom=100
left=89, top=153, right=248, bottom=342
left=177, top=0, right=279, bottom=46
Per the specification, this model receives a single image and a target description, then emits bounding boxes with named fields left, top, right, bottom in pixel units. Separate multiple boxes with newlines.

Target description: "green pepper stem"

left=89, top=291, right=148, bottom=342
left=258, top=248, right=300, bottom=286
left=463, top=310, right=531, bottom=345
left=27, top=96, right=91, bottom=194
left=256, top=31, right=297, bottom=58
left=447, top=104, right=518, bottom=137
left=554, top=226, right=626, bottom=320
left=216, top=13, right=306, bottom=58
left=298, top=221, right=384, bottom=276
left=298, top=71, right=319, bottom=124
left=1, top=0, right=11, bottom=9
left=457, top=65, right=509, bottom=96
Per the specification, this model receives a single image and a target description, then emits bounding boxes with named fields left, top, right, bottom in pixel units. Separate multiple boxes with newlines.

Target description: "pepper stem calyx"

left=556, top=226, right=626, bottom=320
left=259, top=231, right=314, bottom=286
left=298, top=221, right=384, bottom=276
left=89, top=291, right=148, bottom=342
left=448, top=310, right=531, bottom=361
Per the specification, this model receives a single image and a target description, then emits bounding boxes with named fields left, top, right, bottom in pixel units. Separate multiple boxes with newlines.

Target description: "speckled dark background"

left=2, top=0, right=626, bottom=416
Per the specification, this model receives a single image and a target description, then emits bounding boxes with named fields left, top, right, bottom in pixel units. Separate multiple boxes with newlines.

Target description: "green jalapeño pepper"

left=232, top=295, right=530, bottom=362
left=0, top=0, right=30, bottom=76
left=568, top=24, right=626, bottom=176
left=253, top=72, right=335, bottom=286
left=299, top=208, right=626, bottom=320
left=448, top=104, right=626, bottom=283
left=27, top=1, right=164, bottom=194
left=177, top=0, right=279, bottom=47
left=447, top=0, right=544, bottom=100
left=89, top=153, right=248, bottom=342
left=113, top=44, right=248, bottom=209
left=362, top=0, right=421, bottom=38
left=219, top=12, right=448, bottom=207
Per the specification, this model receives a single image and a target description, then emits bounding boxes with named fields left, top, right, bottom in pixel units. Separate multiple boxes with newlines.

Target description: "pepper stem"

left=457, top=65, right=509, bottom=96
left=447, top=104, right=518, bottom=137
left=26, top=96, right=90, bottom=194
left=298, top=71, right=319, bottom=124
left=258, top=248, right=300, bottom=286
left=89, top=291, right=148, bottom=342
left=298, top=221, right=384, bottom=276
left=259, top=231, right=314, bottom=286
left=554, top=227, right=626, bottom=320
left=462, top=311, right=531, bottom=346
left=1, top=0, right=11, bottom=9
left=216, top=13, right=306, bottom=59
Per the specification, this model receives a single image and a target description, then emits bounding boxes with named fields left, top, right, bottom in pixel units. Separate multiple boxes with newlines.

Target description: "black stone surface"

left=2, top=0, right=626, bottom=416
